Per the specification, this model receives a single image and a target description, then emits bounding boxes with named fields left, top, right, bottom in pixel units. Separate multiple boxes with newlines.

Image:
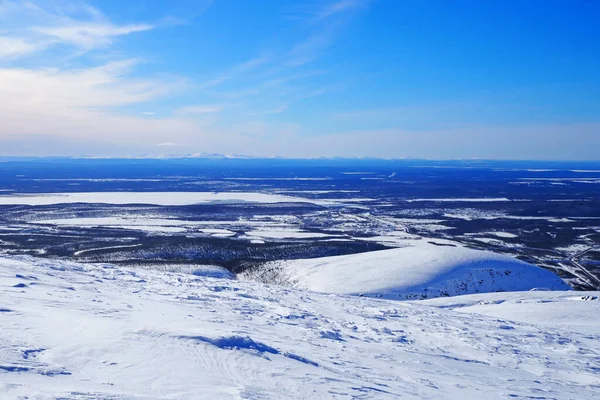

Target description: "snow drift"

left=244, top=243, right=570, bottom=299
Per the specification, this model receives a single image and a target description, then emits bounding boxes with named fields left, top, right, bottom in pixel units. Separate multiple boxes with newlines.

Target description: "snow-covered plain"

left=244, top=229, right=339, bottom=239
left=31, top=217, right=239, bottom=236
left=244, top=243, right=571, bottom=300
left=0, top=256, right=598, bottom=399
left=0, top=192, right=337, bottom=206
left=405, top=198, right=512, bottom=202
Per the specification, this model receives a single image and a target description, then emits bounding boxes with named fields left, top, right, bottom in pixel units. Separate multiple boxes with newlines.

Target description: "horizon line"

left=1, top=155, right=599, bottom=163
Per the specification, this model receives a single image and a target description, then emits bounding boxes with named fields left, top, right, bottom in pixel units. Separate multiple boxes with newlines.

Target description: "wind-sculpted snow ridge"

left=243, top=243, right=571, bottom=300
left=1, top=255, right=598, bottom=399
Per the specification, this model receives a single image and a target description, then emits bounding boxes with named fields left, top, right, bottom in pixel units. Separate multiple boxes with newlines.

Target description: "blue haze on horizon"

left=0, top=0, right=598, bottom=159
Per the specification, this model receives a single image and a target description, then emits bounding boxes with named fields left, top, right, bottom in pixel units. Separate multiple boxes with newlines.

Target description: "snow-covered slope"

left=423, top=290, right=600, bottom=328
left=1, top=256, right=598, bottom=399
left=243, top=243, right=570, bottom=299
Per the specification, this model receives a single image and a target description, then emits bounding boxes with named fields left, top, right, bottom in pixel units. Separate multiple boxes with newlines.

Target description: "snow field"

left=0, top=256, right=597, bottom=399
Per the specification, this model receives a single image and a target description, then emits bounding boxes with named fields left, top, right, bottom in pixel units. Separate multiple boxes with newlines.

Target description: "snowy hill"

left=242, top=243, right=571, bottom=299
left=1, top=256, right=598, bottom=399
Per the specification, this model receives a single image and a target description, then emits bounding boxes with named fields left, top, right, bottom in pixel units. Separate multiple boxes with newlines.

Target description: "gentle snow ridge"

left=245, top=243, right=570, bottom=299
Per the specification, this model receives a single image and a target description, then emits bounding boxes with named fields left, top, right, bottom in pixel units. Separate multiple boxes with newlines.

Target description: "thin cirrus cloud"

left=30, top=23, right=153, bottom=49
left=175, top=105, right=224, bottom=115
left=0, top=57, right=190, bottom=148
left=0, top=36, right=39, bottom=59
left=157, top=142, right=182, bottom=147
left=283, top=0, right=370, bottom=67
left=194, top=56, right=270, bottom=91
left=0, top=1, right=154, bottom=56
left=312, top=0, right=370, bottom=22
left=1, top=60, right=180, bottom=108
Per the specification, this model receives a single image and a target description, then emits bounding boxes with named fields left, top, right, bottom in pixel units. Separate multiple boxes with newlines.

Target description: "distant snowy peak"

left=245, top=244, right=571, bottom=300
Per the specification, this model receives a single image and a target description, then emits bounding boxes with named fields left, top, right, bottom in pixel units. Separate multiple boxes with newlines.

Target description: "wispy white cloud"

left=285, top=0, right=370, bottom=66
left=157, top=142, right=182, bottom=147
left=0, top=0, right=154, bottom=59
left=196, top=56, right=270, bottom=90
left=0, top=59, right=183, bottom=108
left=245, top=103, right=289, bottom=116
left=0, top=36, right=39, bottom=59
left=31, top=23, right=153, bottom=49
left=235, top=56, right=270, bottom=72
left=285, top=0, right=369, bottom=23
left=0, top=58, right=190, bottom=146
left=176, top=105, right=224, bottom=115
left=262, top=69, right=327, bottom=87
left=265, top=104, right=289, bottom=114
left=286, top=26, right=338, bottom=66
left=313, top=0, right=370, bottom=22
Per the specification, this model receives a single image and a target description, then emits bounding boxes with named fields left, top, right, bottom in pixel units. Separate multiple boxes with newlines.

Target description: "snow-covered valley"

left=1, top=255, right=598, bottom=399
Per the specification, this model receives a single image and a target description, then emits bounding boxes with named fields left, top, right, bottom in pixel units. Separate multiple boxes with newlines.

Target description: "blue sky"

left=0, top=0, right=599, bottom=159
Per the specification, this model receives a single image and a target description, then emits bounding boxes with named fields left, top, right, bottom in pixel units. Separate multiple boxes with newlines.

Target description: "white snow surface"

left=255, top=243, right=570, bottom=300
left=31, top=217, right=237, bottom=236
left=245, top=229, right=337, bottom=239
left=422, top=290, right=600, bottom=329
left=405, top=198, right=511, bottom=202
left=0, top=192, right=335, bottom=206
left=489, top=231, right=518, bottom=238
left=0, top=256, right=598, bottom=399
